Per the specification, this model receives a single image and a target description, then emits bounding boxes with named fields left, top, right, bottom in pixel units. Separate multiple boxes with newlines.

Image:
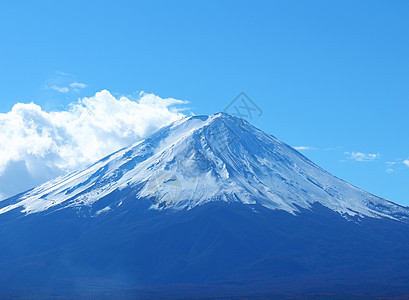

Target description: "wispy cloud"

left=385, top=161, right=396, bottom=173
left=45, top=72, right=87, bottom=93
left=293, top=145, right=343, bottom=151
left=69, top=82, right=87, bottom=89
left=47, top=85, right=70, bottom=93
left=383, top=160, right=409, bottom=173
left=344, top=152, right=379, bottom=162
left=294, top=146, right=315, bottom=151
left=56, top=71, right=75, bottom=77
left=46, top=82, right=87, bottom=93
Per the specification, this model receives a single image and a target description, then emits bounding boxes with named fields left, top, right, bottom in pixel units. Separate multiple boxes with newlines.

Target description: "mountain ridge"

left=1, top=112, right=408, bottom=221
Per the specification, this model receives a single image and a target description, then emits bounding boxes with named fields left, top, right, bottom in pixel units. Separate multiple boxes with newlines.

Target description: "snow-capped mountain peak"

left=1, top=112, right=408, bottom=221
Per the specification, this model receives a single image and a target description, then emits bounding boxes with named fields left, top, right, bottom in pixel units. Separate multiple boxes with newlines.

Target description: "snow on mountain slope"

left=1, top=112, right=408, bottom=220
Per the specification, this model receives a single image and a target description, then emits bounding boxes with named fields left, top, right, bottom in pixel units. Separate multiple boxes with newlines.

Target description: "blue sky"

left=1, top=0, right=408, bottom=204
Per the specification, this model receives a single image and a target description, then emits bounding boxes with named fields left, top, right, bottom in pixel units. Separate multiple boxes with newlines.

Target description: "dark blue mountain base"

left=1, top=199, right=409, bottom=299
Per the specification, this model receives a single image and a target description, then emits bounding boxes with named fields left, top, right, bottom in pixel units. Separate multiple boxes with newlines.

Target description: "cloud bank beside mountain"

left=0, top=90, right=187, bottom=200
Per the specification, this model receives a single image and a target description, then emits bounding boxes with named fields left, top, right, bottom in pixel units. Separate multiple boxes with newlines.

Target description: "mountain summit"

left=1, top=112, right=407, bottom=221
left=1, top=113, right=409, bottom=298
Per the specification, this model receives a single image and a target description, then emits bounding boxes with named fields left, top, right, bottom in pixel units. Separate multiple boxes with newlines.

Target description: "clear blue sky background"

left=1, top=1, right=408, bottom=204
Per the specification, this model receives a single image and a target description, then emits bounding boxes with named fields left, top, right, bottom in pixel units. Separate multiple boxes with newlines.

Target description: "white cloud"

left=294, top=146, right=314, bottom=151
left=47, top=85, right=69, bottom=93
left=344, top=152, right=379, bottom=162
left=0, top=90, right=187, bottom=200
left=403, top=160, right=409, bottom=167
left=386, top=168, right=394, bottom=173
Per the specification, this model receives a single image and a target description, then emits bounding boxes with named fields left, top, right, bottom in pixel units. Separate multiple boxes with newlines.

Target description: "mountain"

left=1, top=112, right=409, bottom=299
left=1, top=112, right=407, bottom=219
